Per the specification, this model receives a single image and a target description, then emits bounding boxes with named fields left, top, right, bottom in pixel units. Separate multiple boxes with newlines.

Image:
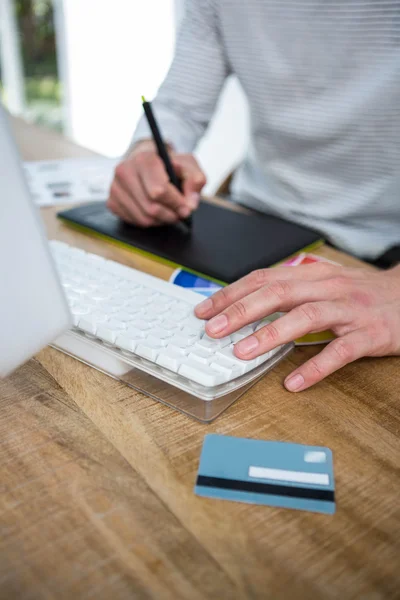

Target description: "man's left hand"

left=195, top=263, right=400, bottom=392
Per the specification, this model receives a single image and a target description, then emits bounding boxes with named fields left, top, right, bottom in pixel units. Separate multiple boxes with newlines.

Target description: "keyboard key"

left=239, top=325, right=256, bottom=336
left=148, top=303, right=169, bottom=315
left=136, top=342, right=161, bottom=362
left=129, top=297, right=149, bottom=308
left=216, top=346, right=257, bottom=375
left=202, top=334, right=231, bottom=346
left=231, top=331, right=247, bottom=343
left=148, top=328, right=173, bottom=340
left=79, top=314, right=108, bottom=334
left=113, top=311, right=133, bottom=323
left=115, top=334, right=137, bottom=353
left=140, top=288, right=158, bottom=298
left=175, top=302, right=192, bottom=314
left=165, top=343, right=189, bottom=356
left=147, top=336, right=169, bottom=348
left=123, top=304, right=144, bottom=317
left=66, top=291, right=80, bottom=303
left=169, top=310, right=191, bottom=322
left=97, top=320, right=126, bottom=343
left=210, top=356, right=241, bottom=378
left=193, top=340, right=215, bottom=354
left=71, top=304, right=91, bottom=316
left=99, top=275, right=119, bottom=287
left=181, top=326, right=202, bottom=338
left=187, top=348, right=211, bottom=365
left=127, top=319, right=152, bottom=331
left=194, top=336, right=231, bottom=353
left=90, top=289, right=112, bottom=302
left=169, top=335, right=195, bottom=348
left=71, top=283, right=90, bottom=294
left=183, top=315, right=205, bottom=330
left=106, top=319, right=127, bottom=330
left=99, top=302, right=120, bottom=314
left=178, top=361, right=226, bottom=387
left=161, top=319, right=179, bottom=331
left=156, top=350, right=184, bottom=372
left=114, top=280, right=140, bottom=291
left=123, top=327, right=147, bottom=340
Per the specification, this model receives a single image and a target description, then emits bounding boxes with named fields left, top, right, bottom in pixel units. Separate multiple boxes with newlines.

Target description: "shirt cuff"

left=129, top=107, right=198, bottom=155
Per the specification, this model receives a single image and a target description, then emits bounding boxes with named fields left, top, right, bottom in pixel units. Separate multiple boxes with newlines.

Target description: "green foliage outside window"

left=15, top=0, right=57, bottom=77
left=14, top=0, right=61, bottom=128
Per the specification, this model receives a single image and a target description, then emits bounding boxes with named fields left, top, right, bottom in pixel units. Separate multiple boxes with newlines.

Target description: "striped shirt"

left=132, top=0, right=400, bottom=259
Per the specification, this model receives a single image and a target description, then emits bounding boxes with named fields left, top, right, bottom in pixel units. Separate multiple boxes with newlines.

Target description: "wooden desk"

left=1, top=117, right=399, bottom=600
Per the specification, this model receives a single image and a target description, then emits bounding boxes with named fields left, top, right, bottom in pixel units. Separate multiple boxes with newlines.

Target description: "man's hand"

left=195, top=263, right=400, bottom=392
left=107, top=140, right=206, bottom=226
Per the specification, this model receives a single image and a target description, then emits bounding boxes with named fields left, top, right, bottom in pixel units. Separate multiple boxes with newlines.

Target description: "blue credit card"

left=195, top=435, right=335, bottom=514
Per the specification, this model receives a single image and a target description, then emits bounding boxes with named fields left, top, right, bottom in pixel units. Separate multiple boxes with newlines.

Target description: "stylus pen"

left=141, top=96, right=192, bottom=231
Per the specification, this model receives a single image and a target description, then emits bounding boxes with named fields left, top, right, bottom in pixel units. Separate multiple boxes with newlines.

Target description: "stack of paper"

left=24, top=157, right=120, bottom=207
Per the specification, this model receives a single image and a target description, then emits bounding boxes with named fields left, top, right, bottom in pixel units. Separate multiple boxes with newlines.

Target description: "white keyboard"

left=50, top=241, right=289, bottom=400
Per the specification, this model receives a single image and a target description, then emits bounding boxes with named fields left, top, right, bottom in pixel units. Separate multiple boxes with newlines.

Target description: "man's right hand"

left=107, top=140, right=206, bottom=227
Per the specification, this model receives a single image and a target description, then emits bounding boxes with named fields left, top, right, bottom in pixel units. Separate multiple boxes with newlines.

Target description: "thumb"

left=173, top=154, right=206, bottom=208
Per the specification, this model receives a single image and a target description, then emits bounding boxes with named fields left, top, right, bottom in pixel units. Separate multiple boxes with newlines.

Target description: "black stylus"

left=141, top=96, right=192, bottom=231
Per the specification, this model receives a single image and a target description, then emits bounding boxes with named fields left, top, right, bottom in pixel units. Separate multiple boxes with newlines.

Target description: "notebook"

left=58, top=200, right=323, bottom=284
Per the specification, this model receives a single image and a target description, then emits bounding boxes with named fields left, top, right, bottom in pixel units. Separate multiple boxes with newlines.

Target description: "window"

left=0, top=0, right=61, bottom=129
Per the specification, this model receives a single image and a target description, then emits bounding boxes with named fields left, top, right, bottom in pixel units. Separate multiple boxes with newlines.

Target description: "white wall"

left=61, top=0, right=249, bottom=194
left=60, top=0, right=176, bottom=157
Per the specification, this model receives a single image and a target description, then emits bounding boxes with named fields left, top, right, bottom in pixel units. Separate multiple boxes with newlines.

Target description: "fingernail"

left=285, top=373, right=305, bottom=392
left=207, top=314, right=228, bottom=334
left=236, top=336, right=259, bottom=355
left=179, top=205, right=191, bottom=218
left=196, top=298, right=212, bottom=316
left=189, top=192, right=200, bottom=209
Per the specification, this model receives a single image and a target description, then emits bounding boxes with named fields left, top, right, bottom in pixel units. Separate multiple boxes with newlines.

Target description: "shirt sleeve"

left=130, top=0, right=230, bottom=154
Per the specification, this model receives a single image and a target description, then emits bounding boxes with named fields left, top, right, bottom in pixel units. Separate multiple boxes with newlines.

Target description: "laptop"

left=0, top=103, right=71, bottom=377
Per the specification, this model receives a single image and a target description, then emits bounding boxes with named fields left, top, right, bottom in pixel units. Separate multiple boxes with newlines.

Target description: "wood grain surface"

left=1, top=116, right=399, bottom=600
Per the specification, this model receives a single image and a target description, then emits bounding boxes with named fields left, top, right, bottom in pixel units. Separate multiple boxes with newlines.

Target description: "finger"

left=234, top=301, right=348, bottom=359
left=137, top=182, right=182, bottom=224
left=137, top=152, right=169, bottom=195
left=195, top=262, right=340, bottom=319
left=150, top=183, right=193, bottom=219
left=137, top=156, right=189, bottom=217
left=115, top=164, right=158, bottom=220
left=173, top=155, right=206, bottom=209
left=118, top=168, right=180, bottom=225
left=107, top=182, right=138, bottom=224
left=116, top=156, right=181, bottom=221
left=205, top=279, right=343, bottom=338
left=283, top=329, right=371, bottom=392
left=107, top=198, right=133, bottom=224
left=108, top=181, right=155, bottom=227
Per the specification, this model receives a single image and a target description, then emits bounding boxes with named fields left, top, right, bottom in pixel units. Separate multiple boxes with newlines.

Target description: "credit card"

left=195, top=435, right=335, bottom=514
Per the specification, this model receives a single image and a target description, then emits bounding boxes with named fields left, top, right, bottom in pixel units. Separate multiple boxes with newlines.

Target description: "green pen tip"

left=141, top=95, right=147, bottom=103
